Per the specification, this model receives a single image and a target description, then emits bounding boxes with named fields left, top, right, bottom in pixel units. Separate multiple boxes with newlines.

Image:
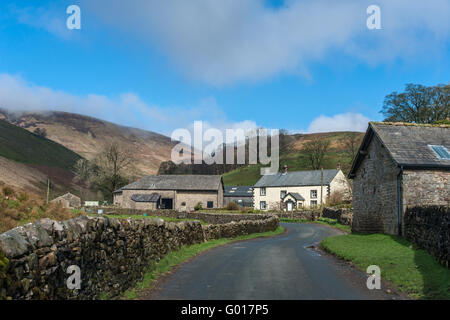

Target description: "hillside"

left=0, top=119, right=82, bottom=169
left=222, top=131, right=364, bottom=186
left=0, top=119, right=90, bottom=196
left=0, top=110, right=177, bottom=175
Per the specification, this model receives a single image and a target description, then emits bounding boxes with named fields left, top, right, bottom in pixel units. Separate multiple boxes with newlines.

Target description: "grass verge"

left=321, top=233, right=450, bottom=299
left=280, top=217, right=351, bottom=233
left=118, top=226, right=285, bottom=300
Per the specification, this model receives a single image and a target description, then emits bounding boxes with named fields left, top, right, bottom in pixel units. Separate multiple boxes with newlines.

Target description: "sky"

left=0, top=0, right=448, bottom=136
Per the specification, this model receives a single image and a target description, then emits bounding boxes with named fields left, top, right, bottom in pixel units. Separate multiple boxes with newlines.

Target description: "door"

left=161, top=198, right=173, bottom=209
left=287, top=202, right=293, bottom=211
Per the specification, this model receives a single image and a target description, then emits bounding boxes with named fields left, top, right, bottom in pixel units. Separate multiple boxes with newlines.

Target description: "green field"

left=321, top=233, right=450, bottom=299
left=0, top=119, right=82, bottom=169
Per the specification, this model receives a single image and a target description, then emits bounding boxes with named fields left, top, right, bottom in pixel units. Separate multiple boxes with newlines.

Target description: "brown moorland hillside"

left=0, top=110, right=177, bottom=176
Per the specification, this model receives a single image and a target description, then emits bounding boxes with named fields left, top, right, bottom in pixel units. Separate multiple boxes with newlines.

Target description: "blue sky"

left=0, top=0, right=448, bottom=135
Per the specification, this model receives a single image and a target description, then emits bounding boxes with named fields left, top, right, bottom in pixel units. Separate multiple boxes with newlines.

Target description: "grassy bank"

left=118, top=226, right=285, bottom=300
left=321, top=233, right=450, bottom=299
left=280, top=217, right=351, bottom=233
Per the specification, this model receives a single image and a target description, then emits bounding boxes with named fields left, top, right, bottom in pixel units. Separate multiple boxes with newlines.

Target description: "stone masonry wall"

left=0, top=214, right=279, bottom=300
left=352, top=135, right=400, bottom=234
left=322, top=207, right=353, bottom=226
left=404, top=206, right=449, bottom=268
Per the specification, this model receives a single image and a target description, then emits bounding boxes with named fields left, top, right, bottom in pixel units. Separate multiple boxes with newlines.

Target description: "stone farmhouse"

left=113, top=175, right=224, bottom=211
left=349, top=122, right=450, bottom=235
left=253, top=167, right=350, bottom=211
left=50, top=192, right=81, bottom=209
left=223, top=186, right=253, bottom=207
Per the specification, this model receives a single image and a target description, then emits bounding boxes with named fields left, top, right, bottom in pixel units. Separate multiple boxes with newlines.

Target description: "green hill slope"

left=0, top=119, right=82, bottom=170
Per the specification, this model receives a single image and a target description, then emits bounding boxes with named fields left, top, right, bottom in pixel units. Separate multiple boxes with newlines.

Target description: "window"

left=310, top=190, right=317, bottom=199
left=260, top=201, right=267, bottom=210
left=310, top=200, right=317, bottom=207
left=260, top=187, right=266, bottom=196
left=429, top=145, right=450, bottom=160
left=207, top=201, right=214, bottom=209
left=181, top=202, right=186, bottom=206
left=280, top=190, right=287, bottom=199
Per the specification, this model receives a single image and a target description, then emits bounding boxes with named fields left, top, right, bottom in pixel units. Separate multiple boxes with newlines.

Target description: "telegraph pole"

left=46, top=178, right=50, bottom=204
left=320, top=167, right=324, bottom=209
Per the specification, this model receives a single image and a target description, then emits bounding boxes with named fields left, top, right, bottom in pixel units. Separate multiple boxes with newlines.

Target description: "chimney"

left=337, top=161, right=341, bottom=170
left=282, top=165, right=288, bottom=174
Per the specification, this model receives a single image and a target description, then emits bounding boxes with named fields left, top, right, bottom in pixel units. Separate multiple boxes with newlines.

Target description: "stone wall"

left=352, top=135, right=400, bottom=234
left=274, top=210, right=320, bottom=221
left=105, top=208, right=277, bottom=225
left=0, top=214, right=279, bottom=300
left=404, top=206, right=449, bottom=268
left=322, top=207, right=353, bottom=226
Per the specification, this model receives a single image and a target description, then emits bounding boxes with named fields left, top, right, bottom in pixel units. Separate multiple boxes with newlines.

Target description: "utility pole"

left=320, top=167, right=324, bottom=209
left=46, top=178, right=50, bottom=204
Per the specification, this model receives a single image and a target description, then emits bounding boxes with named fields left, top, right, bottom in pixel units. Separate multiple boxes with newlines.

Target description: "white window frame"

left=260, top=201, right=267, bottom=210
left=310, top=190, right=318, bottom=199
left=260, top=187, right=266, bottom=196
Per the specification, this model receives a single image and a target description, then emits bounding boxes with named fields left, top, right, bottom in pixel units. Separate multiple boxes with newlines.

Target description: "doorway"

left=161, top=198, right=173, bottom=209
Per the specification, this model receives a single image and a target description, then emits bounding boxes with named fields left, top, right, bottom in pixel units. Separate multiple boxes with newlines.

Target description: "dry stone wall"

left=322, top=207, right=353, bottom=226
left=404, top=206, right=449, bottom=268
left=0, top=214, right=279, bottom=300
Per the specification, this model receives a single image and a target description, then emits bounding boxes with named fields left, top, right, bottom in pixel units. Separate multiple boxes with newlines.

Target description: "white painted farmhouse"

left=253, top=167, right=350, bottom=211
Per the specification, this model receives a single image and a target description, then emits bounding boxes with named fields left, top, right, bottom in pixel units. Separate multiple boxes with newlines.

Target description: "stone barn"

left=50, top=192, right=81, bottom=209
left=349, top=122, right=450, bottom=235
left=114, top=175, right=224, bottom=211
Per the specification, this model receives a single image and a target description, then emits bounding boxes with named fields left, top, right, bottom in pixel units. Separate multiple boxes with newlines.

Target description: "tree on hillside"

left=74, top=143, right=134, bottom=202
left=381, top=84, right=449, bottom=124
left=302, top=137, right=330, bottom=170
left=343, top=133, right=363, bottom=165
left=33, top=127, right=47, bottom=138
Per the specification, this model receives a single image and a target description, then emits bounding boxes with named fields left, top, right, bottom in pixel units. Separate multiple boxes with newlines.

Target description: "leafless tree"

left=303, top=137, right=330, bottom=170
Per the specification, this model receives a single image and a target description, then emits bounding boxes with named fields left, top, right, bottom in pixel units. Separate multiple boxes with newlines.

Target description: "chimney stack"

left=337, top=161, right=341, bottom=170
left=283, top=165, right=288, bottom=174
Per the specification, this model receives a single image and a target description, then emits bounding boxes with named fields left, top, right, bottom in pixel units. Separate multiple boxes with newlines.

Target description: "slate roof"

left=254, top=169, right=340, bottom=187
left=224, top=186, right=253, bottom=197
left=131, top=194, right=160, bottom=203
left=122, top=175, right=223, bottom=191
left=349, top=122, right=450, bottom=177
left=283, top=192, right=305, bottom=201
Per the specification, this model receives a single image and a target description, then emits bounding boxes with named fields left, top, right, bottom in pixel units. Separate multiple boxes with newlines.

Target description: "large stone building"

left=253, top=167, right=350, bottom=211
left=349, top=122, right=450, bottom=235
left=113, top=175, right=224, bottom=211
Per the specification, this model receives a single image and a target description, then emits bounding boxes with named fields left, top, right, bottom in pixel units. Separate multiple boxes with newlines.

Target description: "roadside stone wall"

left=106, top=208, right=276, bottom=225
left=0, top=214, right=279, bottom=300
left=322, top=207, right=353, bottom=226
left=274, top=210, right=320, bottom=221
left=404, top=206, right=449, bottom=268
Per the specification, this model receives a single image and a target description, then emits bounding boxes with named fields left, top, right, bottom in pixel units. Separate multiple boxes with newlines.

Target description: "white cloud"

left=0, top=73, right=258, bottom=136
left=78, top=0, right=450, bottom=86
left=307, top=113, right=370, bottom=133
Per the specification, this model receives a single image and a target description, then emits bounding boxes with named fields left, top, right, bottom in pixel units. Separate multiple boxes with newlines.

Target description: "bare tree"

left=303, top=138, right=330, bottom=170
left=73, top=143, right=134, bottom=202
left=343, top=133, right=363, bottom=164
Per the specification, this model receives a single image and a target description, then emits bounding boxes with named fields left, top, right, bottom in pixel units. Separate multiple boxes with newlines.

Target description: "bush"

left=226, top=202, right=239, bottom=211
left=2, top=186, right=15, bottom=197
left=327, top=190, right=346, bottom=206
left=194, top=202, right=203, bottom=211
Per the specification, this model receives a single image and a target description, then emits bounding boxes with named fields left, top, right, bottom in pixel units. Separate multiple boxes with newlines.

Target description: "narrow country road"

left=143, top=223, right=402, bottom=300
